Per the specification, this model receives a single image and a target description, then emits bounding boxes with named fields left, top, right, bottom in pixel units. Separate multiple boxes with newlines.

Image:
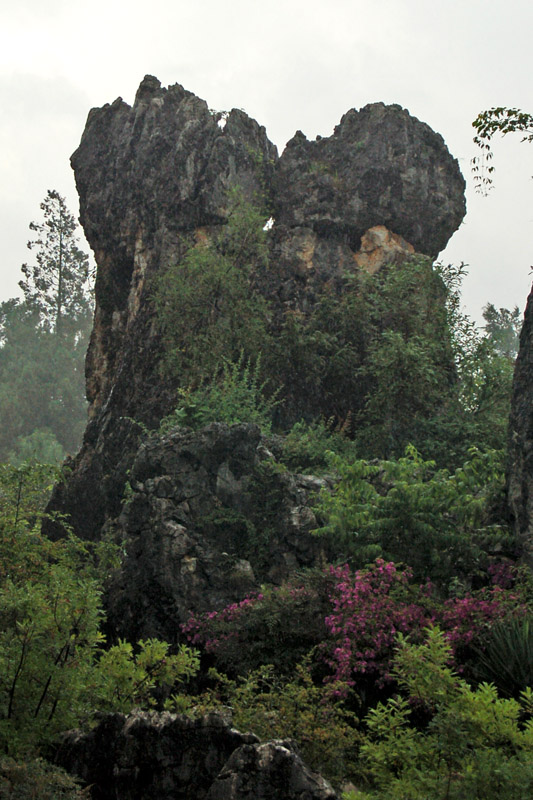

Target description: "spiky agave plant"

left=473, top=614, right=533, bottom=697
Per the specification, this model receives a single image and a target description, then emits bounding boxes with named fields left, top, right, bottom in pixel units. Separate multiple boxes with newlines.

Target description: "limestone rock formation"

left=103, top=422, right=329, bottom=643
left=46, top=74, right=465, bottom=563
left=507, top=287, right=533, bottom=564
left=274, top=102, right=465, bottom=258
left=55, top=710, right=338, bottom=800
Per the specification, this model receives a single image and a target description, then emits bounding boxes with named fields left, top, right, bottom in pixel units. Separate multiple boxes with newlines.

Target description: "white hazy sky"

left=1, top=0, right=532, bottom=322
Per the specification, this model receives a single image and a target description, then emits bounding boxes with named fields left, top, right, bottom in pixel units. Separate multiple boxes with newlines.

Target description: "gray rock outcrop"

left=45, top=75, right=465, bottom=549
left=274, top=102, right=465, bottom=258
left=102, top=422, right=329, bottom=644
left=56, top=711, right=338, bottom=800
left=507, top=286, right=533, bottom=563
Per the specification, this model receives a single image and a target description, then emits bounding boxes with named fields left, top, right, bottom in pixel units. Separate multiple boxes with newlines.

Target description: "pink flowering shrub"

left=181, top=570, right=335, bottom=676
left=182, top=593, right=263, bottom=653
left=324, top=560, right=433, bottom=686
left=182, top=559, right=527, bottom=689
left=324, top=559, right=526, bottom=688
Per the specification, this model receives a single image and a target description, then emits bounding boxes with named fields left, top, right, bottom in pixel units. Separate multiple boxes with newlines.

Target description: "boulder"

left=102, top=422, right=329, bottom=643
left=55, top=711, right=338, bottom=800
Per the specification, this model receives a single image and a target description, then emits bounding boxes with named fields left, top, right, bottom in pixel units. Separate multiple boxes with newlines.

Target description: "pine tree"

left=0, top=192, right=94, bottom=462
left=19, top=190, right=92, bottom=335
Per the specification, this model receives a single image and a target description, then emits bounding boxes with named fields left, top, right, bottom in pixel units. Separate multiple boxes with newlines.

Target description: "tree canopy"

left=0, top=191, right=94, bottom=462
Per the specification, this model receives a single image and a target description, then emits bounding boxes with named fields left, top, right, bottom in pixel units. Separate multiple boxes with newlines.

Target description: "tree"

left=19, top=190, right=92, bottom=335
left=472, top=107, right=533, bottom=194
left=0, top=193, right=94, bottom=461
left=0, top=461, right=200, bottom=757
left=482, top=302, right=522, bottom=360
left=0, top=298, right=89, bottom=461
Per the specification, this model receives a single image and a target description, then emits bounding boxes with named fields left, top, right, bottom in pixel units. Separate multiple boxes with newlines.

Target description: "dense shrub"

left=324, top=560, right=525, bottom=691
left=174, top=659, right=360, bottom=788
left=352, top=628, right=533, bottom=800
left=313, top=445, right=510, bottom=584
left=182, top=559, right=526, bottom=695
left=160, top=352, right=281, bottom=434
left=0, top=462, right=199, bottom=757
left=181, top=569, right=335, bottom=677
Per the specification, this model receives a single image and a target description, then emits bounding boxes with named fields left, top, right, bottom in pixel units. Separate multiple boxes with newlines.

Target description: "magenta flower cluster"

left=325, top=559, right=524, bottom=686
left=324, top=560, right=431, bottom=685
left=182, top=559, right=525, bottom=688
left=182, top=592, right=263, bottom=653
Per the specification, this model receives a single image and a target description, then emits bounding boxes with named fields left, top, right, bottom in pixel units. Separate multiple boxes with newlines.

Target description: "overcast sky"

left=1, top=0, right=532, bottom=323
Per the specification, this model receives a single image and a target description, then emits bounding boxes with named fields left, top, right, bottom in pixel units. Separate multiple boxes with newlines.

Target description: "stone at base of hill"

left=207, top=740, right=337, bottom=800
left=56, top=711, right=338, bottom=800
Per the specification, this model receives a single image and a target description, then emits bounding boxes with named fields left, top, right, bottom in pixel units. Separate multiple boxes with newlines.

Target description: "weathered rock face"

left=507, top=287, right=533, bottom=564
left=56, top=710, right=338, bottom=800
left=46, top=75, right=465, bottom=555
left=274, top=103, right=465, bottom=259
left=103, top=422, right=329, bottom=644
left=75, top=76, right=276, bottom=422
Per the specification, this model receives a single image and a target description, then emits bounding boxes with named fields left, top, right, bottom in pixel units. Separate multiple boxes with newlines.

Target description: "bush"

left=324, top=560, right=524, bottom=695
left=0, top=461, right=199, bottom=757
left=181, top=570, right=336, bottom=677
left=160, top=352, right=281, bottom=434
left=153, top=187, right=271, bottom=386
left=173, top=658, right=361, bottom=788
left=0, top=756, right=87, bottom=799
left=352, top=628, right=533, bottom=800
left=313, top=445, right=510, bottom=584
left=279, top=419, right=357, bottom=474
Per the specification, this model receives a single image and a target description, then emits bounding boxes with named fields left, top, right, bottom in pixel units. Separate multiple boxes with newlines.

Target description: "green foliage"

left=353, top=628, right=533, bottom=800
left=0, top=307, right=88, bottom=461
left=8, top=430, right=65, bottom=467
left=19, top=190, right=92, bottom=336
left=183, top=569, right=335, bottom=677
left=154, top=187, right=271, bottom=386
left=434, top=263, right=516, bottom=459
left=472, top=614, right=533, bottom=698
left=482, top=302, right=521, bottom=359
left=174, top=658, right=360, bottom=788
left=472, top=107, right=533, bottom=193
left=267, top=255, right=459, bottom=461
left=0, top=190, right=93, bottom=462
left=280, top=419, right=357, bottom=474
left=160, top=352, right=281, bottom=433
left=354, top=330, right=449, bottom=459
left=89, top=638, right=199, bottom=714
left=0, top=756, right=87, bottom=799
left=0, top=460, right=199, bottom=758
left=154, top=184, right=514, bottom=467
left=314, top=446, right=509, bottom=584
